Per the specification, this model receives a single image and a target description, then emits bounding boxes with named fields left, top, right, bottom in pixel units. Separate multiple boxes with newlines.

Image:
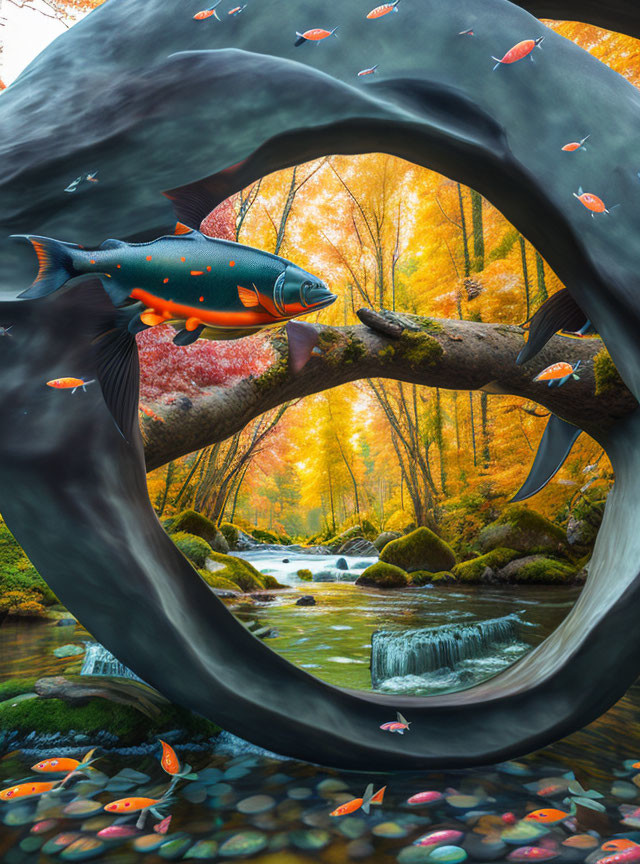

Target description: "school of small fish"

left=3, top=740, right=640, bottom=862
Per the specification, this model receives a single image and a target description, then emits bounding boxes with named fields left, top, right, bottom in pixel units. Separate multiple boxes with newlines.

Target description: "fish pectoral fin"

left=140, top=310, right=166, bottom=326
left=174, top=222, right=193, bottom=235
left=511, top=413, right=582, bottom=502
left=237, top=285, right=261, bottom=308
left=517, top=289, right=588, bottom=365
left=173, top=324, right=206, bottom=346
left=89, top=296, right=141, bottom=442
left=286, top=320, right=318, bottom=374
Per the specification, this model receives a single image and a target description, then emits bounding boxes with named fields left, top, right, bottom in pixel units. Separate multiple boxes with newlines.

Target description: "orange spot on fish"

left=163, top=278, right=169, bottom=284
left=116, top=264, right=121, bottom=268
left=46, top=377, right=94, bottom=391
left=90, top=259, right=96, bottom=264
left=104, top=797, right=161, bottom=813
left=190, top=270, right=204, bottom=276
left=206, top=265, right=212, bottom=271
left=146, top=255, right=152, bottom=261
left=186, top=317, right=202, bottom=331
left=180, top=257, right=186, bottom=262
left=199, top=296, right=204, bottom=302
left=229, top=260, right=235, bottom=266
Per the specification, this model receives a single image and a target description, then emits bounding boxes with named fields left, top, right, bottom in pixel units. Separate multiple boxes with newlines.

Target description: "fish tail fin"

left=331, top=26, right=339, bottom=37
left=361, top=783, right=374, bottom=814
left=13, top=235, right=81, bottom=299
left=491, top=57, right=501, bottom=70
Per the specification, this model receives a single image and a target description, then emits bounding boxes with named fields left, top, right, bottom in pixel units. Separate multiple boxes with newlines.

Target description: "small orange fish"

left=104, top=796, right=162, bottom=813
left=573, top=187, right=610, bottom=214
left=0, top=781, right=58, bottom=800
left=32, top=757, right=81, bottom=773
left=158, top=739, right=181, bottom=776
left=228, top=5, right=246, bottom=15
left=295, top=26, right=339, bottom=45
left=193, top=0, right=220, bottom=19
left=32, top=748, right=97, bottom=774
left=367, top=0, right=400, bottom=19
left=380, top=711, right=411, bottom=734
left=358, top=65, right=379, bottom=77
left=533, top=361, right=580, bottom=387
left=330, top=783, right=386, bottom=816
left=46, top=377, right=95, bottom=393
left=562, top=135, right=589, bottom=152
left=492, top=37, right=544, bottom=69
left=525, top=808, right=570, bottom=825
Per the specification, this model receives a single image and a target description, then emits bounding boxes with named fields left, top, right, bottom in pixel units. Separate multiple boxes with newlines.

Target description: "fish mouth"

left=306, top=285, right=337, bottom=310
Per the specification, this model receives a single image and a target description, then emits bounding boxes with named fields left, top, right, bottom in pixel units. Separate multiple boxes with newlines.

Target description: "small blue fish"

left=64, top=172, right=99, bottom=193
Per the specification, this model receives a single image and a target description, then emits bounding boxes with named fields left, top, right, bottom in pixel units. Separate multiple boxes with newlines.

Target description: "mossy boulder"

left=409, top=570, right=456, bottom=586
left=169, top=509, right=229, bottom=553
left=453, top=548, right=521, bottom=583
left=203, top=552, right=285, bottom=592
left=219, top=522, right=240, bottom=550
left=567, top=498, right=605, bottom=552
left=379, top=527, right=456, bottom=573
left=252, top=528, right=290, bottom=545
left=197, top=569, right=241, bottom=594
left=374, top=530, right=402, bottom=551
left=327, top=525, right=364, bottom=550
left=498, top=555, right=578, bottom=584
left=0, top=690, right=219, bottom=746
left=172, top=532, right=213, bottom=568
left=478, top=506, right=571, bottom=559
left=356, top=561, right=408, bottom=589
left=297, top=569, right=313, bottom=581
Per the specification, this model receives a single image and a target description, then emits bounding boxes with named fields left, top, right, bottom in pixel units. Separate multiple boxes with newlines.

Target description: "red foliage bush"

left=138, top=326, right=276, bottom=402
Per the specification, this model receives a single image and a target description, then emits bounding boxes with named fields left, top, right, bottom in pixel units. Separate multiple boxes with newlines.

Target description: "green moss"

left=399, top=331, right=443, bottom=367
left=380, top=527, right=456, bottom=573
left=507, top=557, right=578, bottom=584
left=197, top=569, right=240, bottom=593
left=377, top=345, right=396, bottom=361
left=297, top=569, right=313, bottom=581
left=409, top=570, right=455, bottom=586
left=478, top=506, right=571, bottom=558
left=361, top=519, right=377, bottom=539
left=453, top=547, right=521, bottom=583
left=418, top=318, right=445, bottom=334
left=317, top=329, right=341, bottom=348
left=0, top=695, right=220, bottom=743
left=169, top=510, right=216, bottom=543
left=0, top=678, right=38, bottom=702
left=252, top=527, right=290, bottom=545
left=342, top=335, right=367, bottom=364
left=219, top=522, right=240, bottom=549
left=594, top=347, right=626, bottom=396
left=327, top=525, right=363, bottom=547
left=205, top=552, right=285, bottom=591
left=0, top=521, right=58, bottom=607
left=172, top=532, right=212, bottom=568
left=255, top=353, right=289, bottom=392
left=355, top=561, right=408, bottom=589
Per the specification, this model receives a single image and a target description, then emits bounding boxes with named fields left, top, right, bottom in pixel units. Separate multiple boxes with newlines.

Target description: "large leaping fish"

left=13, top=183, right=336, bottom=439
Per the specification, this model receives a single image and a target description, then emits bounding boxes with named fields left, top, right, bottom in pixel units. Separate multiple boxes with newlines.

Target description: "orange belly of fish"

left=130, top=289, right=276, bottom=328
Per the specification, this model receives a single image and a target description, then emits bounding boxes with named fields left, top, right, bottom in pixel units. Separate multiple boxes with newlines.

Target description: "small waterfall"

left=370, top=614, right=524, bottom=688
left=80, top=641, right=145, bottom=682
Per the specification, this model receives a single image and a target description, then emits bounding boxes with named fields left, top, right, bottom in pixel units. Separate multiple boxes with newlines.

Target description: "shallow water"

left=230, top=550, right=581, bottom=694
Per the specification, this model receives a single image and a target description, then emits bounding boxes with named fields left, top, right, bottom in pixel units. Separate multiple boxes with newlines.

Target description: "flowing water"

left=5, top=546, right=627, bottom=864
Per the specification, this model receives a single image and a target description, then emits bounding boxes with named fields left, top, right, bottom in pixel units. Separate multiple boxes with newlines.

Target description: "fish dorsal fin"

left=517, top=289, right=588, bottom=366
left=174, top=222, right=192, bottom=235
left=163, top=181, right=221, bottom=230
left=238, top=285, right=260, bottom=308
left=397, top=712, right=408, bottom=725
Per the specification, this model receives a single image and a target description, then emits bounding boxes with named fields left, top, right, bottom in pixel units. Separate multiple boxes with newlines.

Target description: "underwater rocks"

left=295, top=596, right=316, bottom=606
left=380, top=528, right=457, bottom=574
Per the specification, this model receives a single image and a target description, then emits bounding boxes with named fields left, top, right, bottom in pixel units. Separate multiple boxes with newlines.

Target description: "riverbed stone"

left=335, top=557, right=349, bottom=570
left=53, top=644, right=85, bottom=658
left=356, top=561, right=408, bottom=589
left=374, top=530, right=402, bottom=551
left=380, top=527, right=456, bottom=573
left=497, top=555, right=578, bottom=584
left=296, top=595, right=316, bottom=606
left=338, top=538, right=379, bottom=556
